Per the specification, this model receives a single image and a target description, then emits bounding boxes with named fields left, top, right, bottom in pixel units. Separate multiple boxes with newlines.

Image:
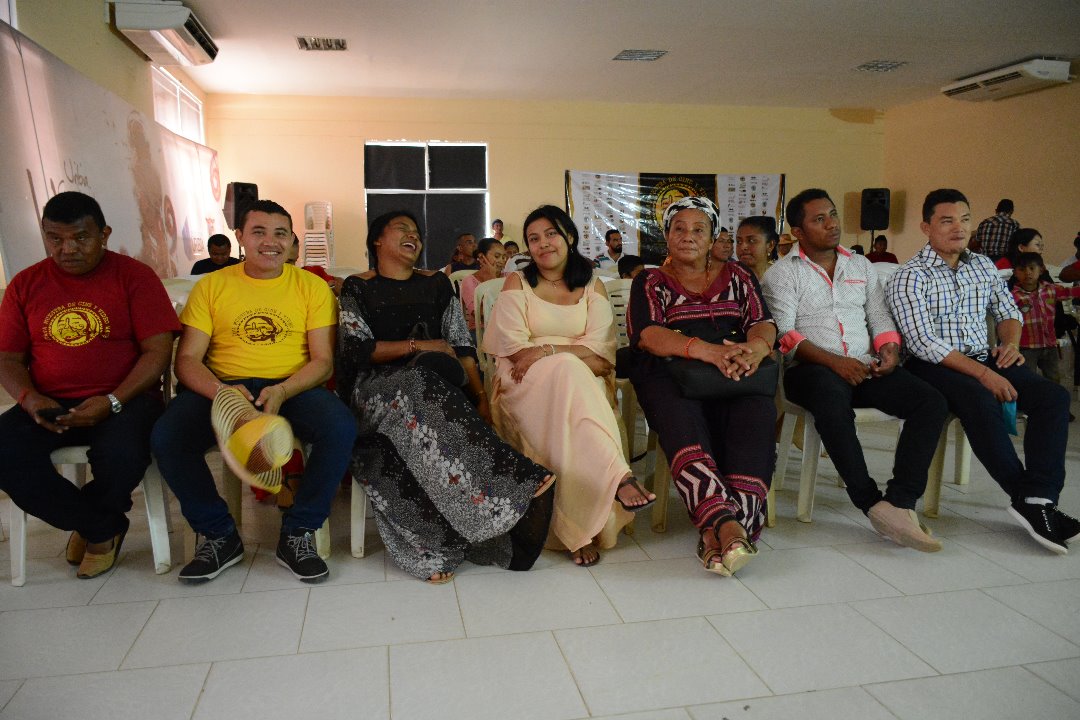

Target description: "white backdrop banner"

left=0, top=21, right=226, bottom=284
left=565, top=170, right=785, bottom=264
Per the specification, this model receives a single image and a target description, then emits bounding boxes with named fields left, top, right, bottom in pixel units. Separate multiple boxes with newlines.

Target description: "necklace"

left=539, top=274, right=563, bottom=289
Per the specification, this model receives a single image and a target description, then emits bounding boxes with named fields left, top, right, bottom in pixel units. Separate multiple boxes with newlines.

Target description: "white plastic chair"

left=473, top=277, right=506, bottom=392
left=9, top=448, right=172, bottom=586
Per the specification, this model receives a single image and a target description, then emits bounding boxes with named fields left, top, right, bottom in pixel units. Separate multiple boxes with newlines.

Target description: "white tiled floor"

left=1, top=398, right=1080, bottom=719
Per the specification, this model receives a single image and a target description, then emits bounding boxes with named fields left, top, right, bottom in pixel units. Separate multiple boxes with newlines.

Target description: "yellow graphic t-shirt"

left=181, top=263, right=337, bottom=380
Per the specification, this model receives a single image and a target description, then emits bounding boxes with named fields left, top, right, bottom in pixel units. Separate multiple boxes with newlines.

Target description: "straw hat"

left=211, top=386, right=295, bottom=493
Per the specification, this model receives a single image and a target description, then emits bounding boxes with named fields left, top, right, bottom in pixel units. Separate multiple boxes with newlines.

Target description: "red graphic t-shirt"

left=0, top=251, right=180, bottom=398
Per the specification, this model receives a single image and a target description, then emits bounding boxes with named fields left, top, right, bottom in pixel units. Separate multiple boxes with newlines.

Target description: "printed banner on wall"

left=565, top=170, right=785, bottom=264
left=0, top=21, right=226, bottom=284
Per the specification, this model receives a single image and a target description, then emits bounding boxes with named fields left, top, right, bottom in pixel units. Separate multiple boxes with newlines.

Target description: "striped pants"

left=633, top=368, right=775, bottom=540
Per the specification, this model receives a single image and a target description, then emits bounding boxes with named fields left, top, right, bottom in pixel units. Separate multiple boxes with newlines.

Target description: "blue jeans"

left=0, top=394, right=162, bottom=542
left=905, top=357, right=1070, bottom=503
left=784, top=364, right=949, bottom=512
left=151, top=380, right=357, bottom=537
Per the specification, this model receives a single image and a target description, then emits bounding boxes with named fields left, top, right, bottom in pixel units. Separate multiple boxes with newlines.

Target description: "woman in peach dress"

left=484, top=205, right=655, bottom=566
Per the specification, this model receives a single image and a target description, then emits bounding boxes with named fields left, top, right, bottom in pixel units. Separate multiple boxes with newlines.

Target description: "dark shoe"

left=1053, top=507, right=1080, bottom=544
left=276, top=528, right=328, bottom=583
left=77, top=527, right=128, bottom=579
left=1008, top=502, right=1068, bottom=555
left=179, top=530, right=245, bottom=583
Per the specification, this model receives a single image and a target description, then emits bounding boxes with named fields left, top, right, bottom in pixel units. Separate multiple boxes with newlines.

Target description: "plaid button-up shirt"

left=973, top=212, right=1019, bottom=258
left=1012, top=282, right=1080, bottom=349
left=762, top=245, right=900, bottom=365
left=886, top=244, right=1021, bottom=363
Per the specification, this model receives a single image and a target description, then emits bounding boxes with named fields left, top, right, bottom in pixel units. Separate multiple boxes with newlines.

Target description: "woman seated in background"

left=337, top=210, right=555, bottom=584
left=995, top=228, right=1045, bottom=270
left=484, top=205, right=654, bottom=567
left=459, top=237, right=508, bottom=342
left=627, top=197, right=777, bottom=577
left=735, top=216, right=779, bottom=280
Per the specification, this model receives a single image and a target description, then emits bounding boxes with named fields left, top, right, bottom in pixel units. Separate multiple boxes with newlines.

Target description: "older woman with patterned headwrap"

left=626, top=197, right=777, bottom=577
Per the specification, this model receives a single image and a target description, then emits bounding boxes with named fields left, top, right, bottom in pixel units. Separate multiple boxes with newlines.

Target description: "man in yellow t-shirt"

left=152, top=200, right=357, bottom=584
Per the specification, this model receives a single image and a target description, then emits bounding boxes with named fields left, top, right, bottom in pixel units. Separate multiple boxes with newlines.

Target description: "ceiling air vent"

left=613, top=49, right=667, bottom=62
left=854, top=60, right=908, bottom=72
left=942, top=58, right=1071, bottom=101
left=297, top=37, right=348, bottom=51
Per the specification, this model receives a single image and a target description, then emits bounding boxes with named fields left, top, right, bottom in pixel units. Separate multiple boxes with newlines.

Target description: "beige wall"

left=207, top=96, right=885, bottom=269
left=16, top=0, right=157, bottom=115
left=884, top=81, right=1080, bottom=265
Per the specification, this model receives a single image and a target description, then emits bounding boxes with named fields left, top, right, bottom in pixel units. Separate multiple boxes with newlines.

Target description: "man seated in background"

left=152, top=199, right=356, bottom=584
left=0, top=191, right=179, bottom=578
left=190, top=234, right=240, bottom=275
left=887, top=188, right=1075, bottom=554
left=593, top=229, right=623, bottom=271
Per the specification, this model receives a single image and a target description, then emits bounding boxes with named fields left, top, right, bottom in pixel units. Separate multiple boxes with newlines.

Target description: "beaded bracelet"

left=684, top=337, right=698, bottom=358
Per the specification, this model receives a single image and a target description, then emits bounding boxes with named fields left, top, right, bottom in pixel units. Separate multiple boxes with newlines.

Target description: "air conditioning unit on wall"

left=942, top=58, right=1071, bottom=101
left=112, top=1, right=218, bottom=66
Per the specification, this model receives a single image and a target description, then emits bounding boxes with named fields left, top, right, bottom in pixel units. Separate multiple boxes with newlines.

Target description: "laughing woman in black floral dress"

left=337, top=210, right=555, bottom=584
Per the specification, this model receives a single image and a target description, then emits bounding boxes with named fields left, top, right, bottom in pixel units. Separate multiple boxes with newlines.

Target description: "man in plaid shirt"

left=887, top=189, right=1075, bottom=554
left=763, top=189, right=947, bottom=552
left=972, top=198, right=1018, bottom=260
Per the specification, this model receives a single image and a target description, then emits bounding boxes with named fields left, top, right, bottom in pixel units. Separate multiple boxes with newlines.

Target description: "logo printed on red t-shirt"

left=41, top=302, right=111, bottom=347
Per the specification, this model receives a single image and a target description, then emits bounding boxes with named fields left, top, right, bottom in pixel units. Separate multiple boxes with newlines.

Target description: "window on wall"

left=364, top=142, right=488, bottom=269
left=151, top=67, right=204, bottom=144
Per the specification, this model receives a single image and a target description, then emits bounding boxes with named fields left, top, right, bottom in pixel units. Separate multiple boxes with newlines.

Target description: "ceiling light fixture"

left=613, top=49, right=668, bottom=62
left=854, top=60, right=908, bottom=72
left=296, top=37, right=348, bottom=51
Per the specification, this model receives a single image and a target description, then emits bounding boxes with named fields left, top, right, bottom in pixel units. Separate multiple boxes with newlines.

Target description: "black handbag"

left=664, top=323, right=778, bottom=400
left=406, top=322, right=467, bottom=387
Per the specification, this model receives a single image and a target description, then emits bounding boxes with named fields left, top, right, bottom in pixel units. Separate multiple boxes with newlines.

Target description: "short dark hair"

left=237, top=199, right=291, bottom=232
left=504, top=240, right=519, bottom=252
left=366, top=210, right=420, bottom=271
left=851, top=244, right=865, bottom=255
left=873, top=235, right=888, bottom=248
left=492, top=218, right=503, bottom=226
left=922, top=189, right=969, bottom=222
left=605, top=229, right=621, bottom=242
left=207, top=233, right=231, bottom=249
left=1014, top=251, right=1044, bottom=270
left=456, top=232, right=476, bottom=245
left=785, top=188, right=833, bottom=230
left=520, top=204, right=594, bottom=291
left=475, top=237, right=501, bottom=258
left=42, top=191, right=106, bottom=231
left=996, top=199, right=1014, bottom=214
left=617, top=254, right=644, bottom=278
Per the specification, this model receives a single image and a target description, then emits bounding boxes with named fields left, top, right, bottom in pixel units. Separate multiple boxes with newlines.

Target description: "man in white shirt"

left=592, top=229, right=623, bottom=271
left=762, top=188, right=948, bottom=552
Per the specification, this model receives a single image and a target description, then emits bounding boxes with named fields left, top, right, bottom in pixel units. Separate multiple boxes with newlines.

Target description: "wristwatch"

left=106, top=393, right=123, bottom=414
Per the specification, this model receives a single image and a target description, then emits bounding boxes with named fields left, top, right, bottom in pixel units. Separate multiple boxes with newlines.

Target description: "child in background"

left=617, top=254, right=645, bottom=280
left=1010, top=252, right=1080, bottom=386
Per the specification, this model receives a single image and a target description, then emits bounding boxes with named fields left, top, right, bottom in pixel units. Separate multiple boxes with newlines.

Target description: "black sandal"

left=615, top=477, right=656, bottom=513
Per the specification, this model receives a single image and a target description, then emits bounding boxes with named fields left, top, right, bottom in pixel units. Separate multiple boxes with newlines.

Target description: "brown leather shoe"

left=868, top=501, right=942, bottom=553
left=66, top=531, right=87, bottom=566
left=76, top=528, right=127, bottom=579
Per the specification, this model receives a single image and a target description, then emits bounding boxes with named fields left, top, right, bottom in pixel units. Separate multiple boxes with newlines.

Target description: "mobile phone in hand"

left=36, top=407, right=66, bottom=422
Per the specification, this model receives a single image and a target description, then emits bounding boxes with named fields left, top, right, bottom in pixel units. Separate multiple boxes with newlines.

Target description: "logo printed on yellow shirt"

left=42, top=302, right=110, bottom=347
left=233, top=308, right=293, bottom=345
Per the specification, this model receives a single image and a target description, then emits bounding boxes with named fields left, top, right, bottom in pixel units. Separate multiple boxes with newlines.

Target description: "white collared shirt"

left=761, top=245, right=900, bottom=364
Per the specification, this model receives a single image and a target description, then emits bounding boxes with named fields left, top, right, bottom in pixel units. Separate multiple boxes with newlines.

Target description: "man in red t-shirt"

left=0, top=192, right=179, bottom=579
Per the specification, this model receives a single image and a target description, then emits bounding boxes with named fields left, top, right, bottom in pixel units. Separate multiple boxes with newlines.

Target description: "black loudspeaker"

left=860, top=188, right=890, bottom=231
left=223, top=182, right=259, bottom=230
